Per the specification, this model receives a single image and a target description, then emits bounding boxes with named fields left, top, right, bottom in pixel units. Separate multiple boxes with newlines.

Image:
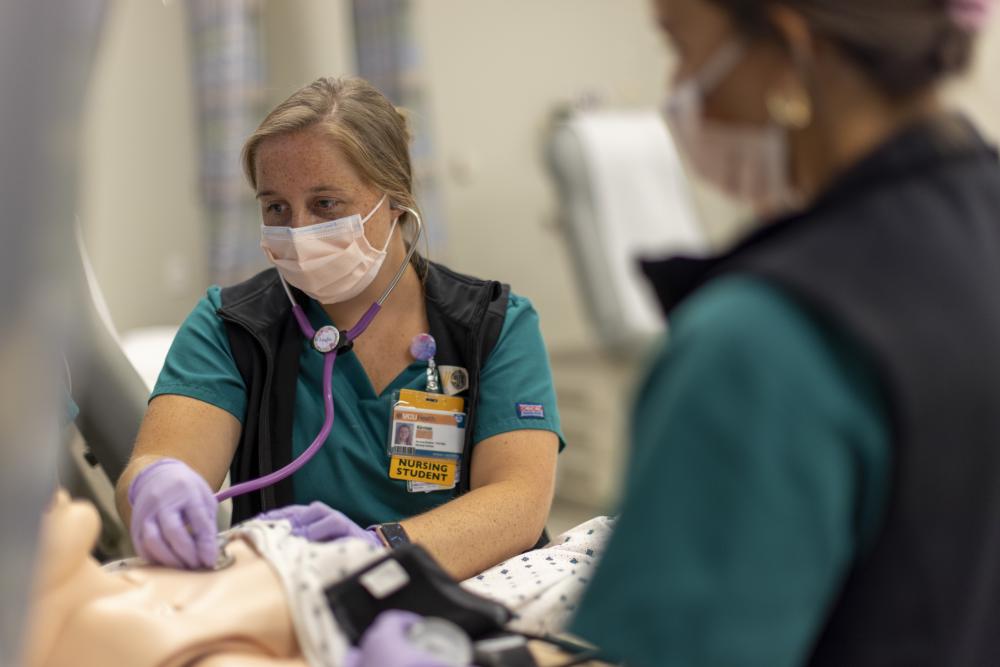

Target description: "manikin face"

left=253, top=125, right=402, bottom=247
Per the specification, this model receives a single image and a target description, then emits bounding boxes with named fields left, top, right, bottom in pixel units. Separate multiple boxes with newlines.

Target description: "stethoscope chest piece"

left=313, top=325, right=341, bottom=354
left=213, top=535, right=236, bottom=571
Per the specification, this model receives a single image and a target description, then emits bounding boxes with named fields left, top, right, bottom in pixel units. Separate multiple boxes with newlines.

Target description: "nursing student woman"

left=116, top=77, right=563, bottom=580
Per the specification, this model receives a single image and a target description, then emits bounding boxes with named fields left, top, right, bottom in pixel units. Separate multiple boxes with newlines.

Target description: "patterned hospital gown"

left=462, top=515, right=616, bottom=635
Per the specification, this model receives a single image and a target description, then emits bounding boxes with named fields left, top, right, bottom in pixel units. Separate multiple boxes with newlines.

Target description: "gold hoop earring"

left=766, top=84, right=813, bottom=130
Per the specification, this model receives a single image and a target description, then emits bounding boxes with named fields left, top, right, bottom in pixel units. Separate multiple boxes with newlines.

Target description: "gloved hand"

left=258, top=501, right=382, bottom=548
left=128, top=458, right=220, bottom=569
left=344, top=610, right=467, bottom=667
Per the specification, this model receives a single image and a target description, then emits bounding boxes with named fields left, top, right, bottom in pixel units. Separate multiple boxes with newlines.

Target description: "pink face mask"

left=260, top=194, right=397, bottom=304
left=663, top=41, right=799, bottom=219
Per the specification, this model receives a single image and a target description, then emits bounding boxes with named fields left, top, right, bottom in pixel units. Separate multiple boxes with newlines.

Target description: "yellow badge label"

left=397, top=388, right=464, bottom=413
left=389, top=455, right=457, bottom=487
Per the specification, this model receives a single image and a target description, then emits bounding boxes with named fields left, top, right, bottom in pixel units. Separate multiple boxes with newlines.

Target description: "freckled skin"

left=254, top=124, right=402, bottom=250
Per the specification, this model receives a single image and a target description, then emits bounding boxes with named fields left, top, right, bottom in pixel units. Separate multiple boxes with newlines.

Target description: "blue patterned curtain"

left=186, top=0, right=267, bottom=285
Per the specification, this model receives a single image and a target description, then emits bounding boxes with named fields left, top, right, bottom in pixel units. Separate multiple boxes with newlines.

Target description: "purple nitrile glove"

left=128, top=458, right=219, bottom=570
left=257, top=501, right=383, bottom=547
left=343, top=610, right=467, bottom=667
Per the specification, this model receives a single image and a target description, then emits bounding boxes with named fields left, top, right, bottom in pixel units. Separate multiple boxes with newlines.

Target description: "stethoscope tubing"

left=215, top=207, right=422, bottom=503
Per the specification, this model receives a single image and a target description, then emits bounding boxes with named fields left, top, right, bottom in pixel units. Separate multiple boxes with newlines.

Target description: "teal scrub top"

left=152, top=287, right=564, bottom=527
left=570, top=276, right=891, bottom=667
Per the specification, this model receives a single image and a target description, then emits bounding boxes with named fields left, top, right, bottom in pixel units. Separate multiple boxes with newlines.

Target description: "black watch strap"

left=378, top=522, right=411, bottom=549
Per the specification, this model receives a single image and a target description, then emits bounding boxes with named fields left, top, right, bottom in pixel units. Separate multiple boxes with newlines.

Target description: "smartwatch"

left=377, top=522, right=411, bottom=549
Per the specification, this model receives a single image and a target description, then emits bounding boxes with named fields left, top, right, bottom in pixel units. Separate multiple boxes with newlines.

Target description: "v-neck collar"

left=303, top=297, right=425, bottom=400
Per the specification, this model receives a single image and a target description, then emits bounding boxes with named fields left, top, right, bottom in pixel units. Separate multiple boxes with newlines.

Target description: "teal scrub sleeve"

left=569, top=277, right=890, bottom=667
left=472, top=293, right=565, bottom=448
left=150, top=286, right=248, bottom=423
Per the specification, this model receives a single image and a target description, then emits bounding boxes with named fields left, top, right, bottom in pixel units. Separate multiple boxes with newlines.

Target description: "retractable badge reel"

left=410, top=332, right=439, bottom=392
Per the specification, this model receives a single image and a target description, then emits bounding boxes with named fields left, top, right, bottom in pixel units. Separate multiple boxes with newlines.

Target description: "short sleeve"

left=150, top=286, right=248, bottom=423
left=473, top=293, right=565, bottom=448
left=569, top=277, right=890, bottom=667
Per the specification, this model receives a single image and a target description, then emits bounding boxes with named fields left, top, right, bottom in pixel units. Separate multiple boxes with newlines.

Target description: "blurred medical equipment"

left=68, top=226, right=150, bottom=485
left=327, top=541, right=602, bottom=666
left=546, top=109, right=706, bottom=350
left=0, top=1, right=106, bottom=663
left=217, top=206, right=424, bottom=502
left=55, top=228, right=153, bottom=561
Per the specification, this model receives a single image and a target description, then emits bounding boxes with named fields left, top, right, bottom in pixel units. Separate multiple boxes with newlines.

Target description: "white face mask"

left=664, top=41, right=798, bottom=218
left=260, top=194, right=398, bottom=304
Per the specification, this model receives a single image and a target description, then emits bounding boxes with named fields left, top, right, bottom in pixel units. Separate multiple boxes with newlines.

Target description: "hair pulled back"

left=242, top=76, right=419, bottom=226
left=709, top=0, right=986, bottom=96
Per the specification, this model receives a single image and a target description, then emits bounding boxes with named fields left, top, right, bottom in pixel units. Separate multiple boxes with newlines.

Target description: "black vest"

left=644, top=116, right=1000, bottom=666
left=217, top=260, right=510, bottom=524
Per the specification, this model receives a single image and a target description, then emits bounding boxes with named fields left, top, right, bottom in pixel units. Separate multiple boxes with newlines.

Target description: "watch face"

left=381, top=523, right=410, bottom=547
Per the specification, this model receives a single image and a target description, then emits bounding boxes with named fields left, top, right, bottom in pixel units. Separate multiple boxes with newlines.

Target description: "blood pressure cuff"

left=323, top=544, right=511, bottom=644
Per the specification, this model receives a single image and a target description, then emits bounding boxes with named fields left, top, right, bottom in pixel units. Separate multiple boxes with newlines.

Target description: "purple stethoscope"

left=215, top=209, right=426, bottom=502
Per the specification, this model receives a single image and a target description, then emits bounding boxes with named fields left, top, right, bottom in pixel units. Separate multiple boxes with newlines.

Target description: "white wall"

left=79, top=0, right=206, bottom=333
left=81, top=2, right=1000, bottom=340
left=950, top=19, right=1000, bottom=140
left=261, top=0, right=355, bottom=109
left=79, top=0, right=356, bottom=335
left=414, top=0, right=669, bottom=351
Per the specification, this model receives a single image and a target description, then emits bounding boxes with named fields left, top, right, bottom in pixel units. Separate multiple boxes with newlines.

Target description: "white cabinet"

left=549, top=348, right=645, bottom=513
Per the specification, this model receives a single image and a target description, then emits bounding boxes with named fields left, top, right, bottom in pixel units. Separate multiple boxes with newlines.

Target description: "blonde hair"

left=242, top=76, right=420, bottom=229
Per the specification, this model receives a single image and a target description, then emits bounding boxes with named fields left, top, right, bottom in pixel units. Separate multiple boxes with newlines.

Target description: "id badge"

left=388, top=389, right=466, bottom=493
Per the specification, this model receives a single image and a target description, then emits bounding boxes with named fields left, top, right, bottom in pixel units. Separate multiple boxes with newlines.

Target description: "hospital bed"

left=64, top=228, right=239, bottom=557
left=67, top=227, right=149, bottom=484
left=59, top=228, right=152, bottom=557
